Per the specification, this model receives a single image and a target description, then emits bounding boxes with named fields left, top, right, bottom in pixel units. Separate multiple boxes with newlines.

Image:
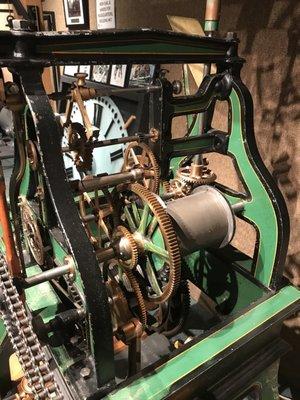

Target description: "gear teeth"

left=114, top=225, right=138, bottom=269
left=123, top=142, right=160, bottom=193
left=125, top=269, right=147, bottom=326
left=130, top=183, right=181, bottom=305
left=176, top=166, right=217, bottom=185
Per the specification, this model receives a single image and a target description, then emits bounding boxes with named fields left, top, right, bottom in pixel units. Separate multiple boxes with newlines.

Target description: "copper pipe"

left=205, top=0, right=221, bottom=25
left=0, top=163, right=22, bottom=277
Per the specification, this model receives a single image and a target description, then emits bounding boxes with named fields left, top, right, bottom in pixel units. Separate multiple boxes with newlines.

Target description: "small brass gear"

left=176, top=165, right=216, bottom=186
left=123, top=142, right=160, bottom=193
left=113, top=225, right=138, bottom=270
left=121, top=183, right=181, bottom=305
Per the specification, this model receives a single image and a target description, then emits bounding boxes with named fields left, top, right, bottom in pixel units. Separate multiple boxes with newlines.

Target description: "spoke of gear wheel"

left=123, top=142, right=160, bottom=193
left=128, top=183, right=181, bottom=305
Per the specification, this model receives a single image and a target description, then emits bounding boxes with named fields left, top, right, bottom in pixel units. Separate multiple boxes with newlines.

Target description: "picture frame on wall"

left=110, top=65, right=127, bottom=87
left=79, top=65, right=91, bottom=79
left=63, top=65, right=79, bottom=77
left=92, top=65, right=110, bottom=84
left=63, top=0, right=89, bottom=30
left=129, top=64, right=156, bottom=87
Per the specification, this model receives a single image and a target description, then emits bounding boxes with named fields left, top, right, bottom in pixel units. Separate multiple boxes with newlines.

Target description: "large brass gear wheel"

left=119, top=183, right=181, bottom=305
left=19, top=198, right=45, bottom=265
left=122, top=142, right=160, bottom=193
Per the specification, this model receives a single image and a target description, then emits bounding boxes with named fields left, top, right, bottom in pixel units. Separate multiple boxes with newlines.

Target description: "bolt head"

left=80, top=367, right=91, bottom=379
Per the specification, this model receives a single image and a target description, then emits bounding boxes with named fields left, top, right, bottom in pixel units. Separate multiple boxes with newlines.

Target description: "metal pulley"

left=166, top=185, right=235, bottom=254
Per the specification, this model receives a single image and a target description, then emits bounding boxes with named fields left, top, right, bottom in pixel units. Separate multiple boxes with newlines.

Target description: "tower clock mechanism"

left=0, top=23, right=298, bottom=400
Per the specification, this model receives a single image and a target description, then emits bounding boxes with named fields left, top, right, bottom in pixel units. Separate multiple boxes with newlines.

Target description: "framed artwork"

left=92, top=65, right=110, bottom=84
left=63, top=65, right=79, bottom=77
left=79, top=65, right=91, bottom=79
left=63, top=0, right=89, bottom=30
left=129, top=64, right=156, bottom=87
left=110, top=65, right=127, bottom=87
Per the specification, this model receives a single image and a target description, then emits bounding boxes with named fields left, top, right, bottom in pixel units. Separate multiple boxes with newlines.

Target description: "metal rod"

left=62, top=131, right=158, bottom=153
left=24, top=264, right=73, bottom=288
left=194, top=0, right=221, bottom=166
left=71, top=169, right=144, bottom=193
left=49, top=85, right=161, bottom=101
left=96, top=247, right=116, bottom=263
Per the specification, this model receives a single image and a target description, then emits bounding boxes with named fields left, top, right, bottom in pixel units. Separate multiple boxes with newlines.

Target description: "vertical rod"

left=194, top=0, right=221, bottom=165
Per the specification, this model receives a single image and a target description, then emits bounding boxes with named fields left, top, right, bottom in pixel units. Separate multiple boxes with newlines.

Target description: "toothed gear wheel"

left=176, top=165, right=216, bottom=185
left=123, top=142, right=160, bottom=193
left=120, top=183, right=181, bottom=305
left=113, top=225, right=138, bottom=269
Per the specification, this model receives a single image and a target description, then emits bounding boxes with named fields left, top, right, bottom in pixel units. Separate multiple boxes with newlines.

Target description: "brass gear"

left=107, top=260, right=147, bottom=326
left=113, top=225, right=138, bottom=270
left=19, top=198, right=44, bottom=265
left=124, top=269, right=147, bottom=326
left=124, top=183, right=181, bottom=305
left=176, top=165, right=216, bottom=185
left=123, top=142, right=160, bottom=193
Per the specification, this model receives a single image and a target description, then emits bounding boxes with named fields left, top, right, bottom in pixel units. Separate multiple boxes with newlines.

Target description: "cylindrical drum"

left=166, top=185, right=235, bottom=254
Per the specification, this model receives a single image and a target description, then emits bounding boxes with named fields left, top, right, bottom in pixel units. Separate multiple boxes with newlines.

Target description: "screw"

left=80, top=367, right=91, bottom=380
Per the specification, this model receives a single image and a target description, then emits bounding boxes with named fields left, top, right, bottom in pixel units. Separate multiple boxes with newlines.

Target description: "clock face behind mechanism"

left=63, top=96, right=127, bottom=179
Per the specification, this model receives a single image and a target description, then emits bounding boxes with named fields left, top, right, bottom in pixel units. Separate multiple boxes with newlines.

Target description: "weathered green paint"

left=228, top=89, right=278, bottom=286
left=106, top=285, right=300, bottom=400
left=204, top=20, right=219, bottom=31
left=25, top=265, right=60, bottom=322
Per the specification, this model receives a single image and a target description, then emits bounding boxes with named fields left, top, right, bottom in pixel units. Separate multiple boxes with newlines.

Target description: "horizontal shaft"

left=71, top=169, right=144, bottom=193
left=62, top=131, right=158, bottom=152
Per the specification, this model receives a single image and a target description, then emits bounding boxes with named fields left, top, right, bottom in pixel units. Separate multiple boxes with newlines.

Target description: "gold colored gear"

left=124, top=269, right=147, bottom=326
left=162, top=180, right=171, bottom=193
left=107, top=260, right=147, bottom=326
left=113, top=225, right=138, bottom=270
left=129, top=183, right=181, bottom=305
left=123, top=142, right=160, bottom=193
left=176, top=165, right=216, bottom=185
left=19, top=198, right=44, bottom=265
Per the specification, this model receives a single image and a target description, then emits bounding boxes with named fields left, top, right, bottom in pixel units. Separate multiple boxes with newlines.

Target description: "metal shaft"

left=194, top=0, right=221, bottom=166
left=62, top=131, right=158, bottom=153
left=72, top=168, right=144, bottom=193
left=24, top=264, right=73, bottom=287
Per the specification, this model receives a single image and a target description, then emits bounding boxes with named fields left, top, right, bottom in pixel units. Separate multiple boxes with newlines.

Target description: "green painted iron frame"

left=0, top=28, right=299, bottom=399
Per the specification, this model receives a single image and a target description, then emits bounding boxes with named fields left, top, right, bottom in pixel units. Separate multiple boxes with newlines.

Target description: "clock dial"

left=62, top=96, right=127, bottom=180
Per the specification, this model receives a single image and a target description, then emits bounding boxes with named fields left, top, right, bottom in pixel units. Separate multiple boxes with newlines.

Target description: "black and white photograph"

left=92, top=65, right=110, bottom=84
left=63, top=0, right=88, bottom=28
left=129, top=64, right=156, bottom=86
left=63, top=65, right=78, bottom=77
left=110, top=64, right=127, bottom=87
left=78, top=65, right=91, bottom=79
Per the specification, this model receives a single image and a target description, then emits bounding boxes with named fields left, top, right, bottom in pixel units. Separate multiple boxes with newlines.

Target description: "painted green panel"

left=106, top=286, right=300, bottom=400
left=228, top=89, right=278, bottom=286
left=25, top=265, right=60, bottom=322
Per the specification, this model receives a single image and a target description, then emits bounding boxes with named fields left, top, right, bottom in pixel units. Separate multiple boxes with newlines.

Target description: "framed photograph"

left=129, top=64, right=156, bottom=87
left=63, top=65, right=79, bottom=77
left=79, top=65, right=91, bottom=79
left=92, top=65, right=110, bottom=84
left=110, top=65, right=127, bottom=87
left=63, top=0, right=89, bottom=29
